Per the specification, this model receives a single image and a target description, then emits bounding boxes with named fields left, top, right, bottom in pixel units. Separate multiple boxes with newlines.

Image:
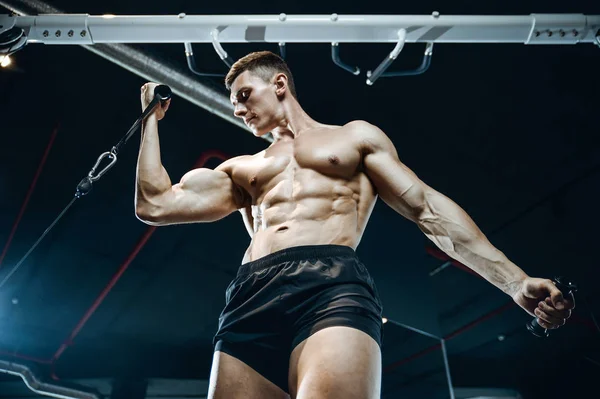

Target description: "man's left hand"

left=512, top=277, right=575, bottom=329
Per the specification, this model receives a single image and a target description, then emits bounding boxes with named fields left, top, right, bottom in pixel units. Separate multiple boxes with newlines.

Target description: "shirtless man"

left=135, top=51, right=574, bottom=399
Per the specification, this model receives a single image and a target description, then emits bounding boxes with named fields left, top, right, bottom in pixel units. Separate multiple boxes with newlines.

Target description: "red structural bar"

left=383, top=342, right=443, bottom=371
left=0, top=124, right=59, bottom=269
left=49, top=151, right=231, bottom=371
left=425, top=246, right=482, bottom=278
left=443, top=302, right=517, bottom=341
left=383, top=301, right=516, bottom=374
left=50, top=226, right=157, bottom=363
left=382, top=302, right=598, bottom=375
left=0, top=350, right=52, bottom=365
left=193, top=150, right=231, bottom=169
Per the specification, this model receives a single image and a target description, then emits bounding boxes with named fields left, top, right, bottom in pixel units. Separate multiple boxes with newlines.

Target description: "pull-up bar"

left=1, top=12, right=599, bottom=84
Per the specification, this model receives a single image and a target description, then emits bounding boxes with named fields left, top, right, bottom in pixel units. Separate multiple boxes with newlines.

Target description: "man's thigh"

left=208, top=351, right=290, bottom=399
left=288, top=326, right=382, bottom=399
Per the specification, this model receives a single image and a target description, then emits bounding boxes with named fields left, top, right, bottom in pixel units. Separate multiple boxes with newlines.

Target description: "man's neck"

left=270, top=99, right=321, bottom=141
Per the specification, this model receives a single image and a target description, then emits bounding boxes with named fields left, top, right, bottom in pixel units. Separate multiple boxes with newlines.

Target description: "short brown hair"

left=225, top=51, right=297, bottom=98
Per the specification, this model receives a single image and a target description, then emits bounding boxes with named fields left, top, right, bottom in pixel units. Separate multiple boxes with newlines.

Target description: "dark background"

left=0, top=1, right=599, bottom=398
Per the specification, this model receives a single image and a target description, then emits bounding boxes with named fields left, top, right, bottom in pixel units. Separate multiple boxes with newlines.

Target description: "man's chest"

left=232, top=133, right=363, bottom=196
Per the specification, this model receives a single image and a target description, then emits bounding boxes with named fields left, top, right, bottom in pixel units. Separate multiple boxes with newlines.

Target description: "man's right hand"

left=140, top=82, right=171, bottom=120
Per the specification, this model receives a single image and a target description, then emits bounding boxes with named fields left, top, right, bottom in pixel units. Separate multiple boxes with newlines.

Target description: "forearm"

left=136, top=114, right=172, bottom=202
left=418, top=192, right=529, bottom=297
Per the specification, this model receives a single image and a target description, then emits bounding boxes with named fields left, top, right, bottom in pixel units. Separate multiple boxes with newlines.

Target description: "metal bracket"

left=331, top=42, right=360, bottom=75
left=27, top=14, right=93, bottom=45
left=366, top=29, right=407, bottom=86
left=211, top=28, right=234, bottom=68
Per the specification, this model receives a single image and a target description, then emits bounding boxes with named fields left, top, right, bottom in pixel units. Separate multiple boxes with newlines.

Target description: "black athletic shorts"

left=213, top=244, right=384, bottom=394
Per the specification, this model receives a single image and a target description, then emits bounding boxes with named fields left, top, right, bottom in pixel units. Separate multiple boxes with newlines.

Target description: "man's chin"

left=253, top=128, right=270, bottom=137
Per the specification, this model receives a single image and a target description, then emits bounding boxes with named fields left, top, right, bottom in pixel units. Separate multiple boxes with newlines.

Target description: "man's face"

left=230, top=71, right=280, bottom=137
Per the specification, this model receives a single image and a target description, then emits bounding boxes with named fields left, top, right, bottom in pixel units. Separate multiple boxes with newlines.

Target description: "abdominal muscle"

left=241, top=193, right=371, bottom=264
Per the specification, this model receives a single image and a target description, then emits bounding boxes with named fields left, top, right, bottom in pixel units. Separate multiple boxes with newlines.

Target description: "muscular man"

left=135, top=51, right=574, bottom=399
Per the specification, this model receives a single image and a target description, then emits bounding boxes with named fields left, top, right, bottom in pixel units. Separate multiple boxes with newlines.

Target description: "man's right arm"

left=135, top=163, right=248, bottom=226
left=135, top=113, right=247, bottom=226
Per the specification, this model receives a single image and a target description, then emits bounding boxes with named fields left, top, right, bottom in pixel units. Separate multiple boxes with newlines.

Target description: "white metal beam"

left=1, top=13, right=599, bottom=46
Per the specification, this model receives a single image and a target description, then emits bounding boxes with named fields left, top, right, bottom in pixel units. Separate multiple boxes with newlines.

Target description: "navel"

left=328, top=155, right=340, bottom=165
left=250, top=176, right=257, bottom=186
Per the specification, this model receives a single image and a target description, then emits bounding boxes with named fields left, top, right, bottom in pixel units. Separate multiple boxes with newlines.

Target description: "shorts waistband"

left=237, top=245, right=356, bottom=277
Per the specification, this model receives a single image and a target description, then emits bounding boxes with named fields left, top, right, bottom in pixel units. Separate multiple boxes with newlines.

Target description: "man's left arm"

left=354, top=121, right=574, bottom=330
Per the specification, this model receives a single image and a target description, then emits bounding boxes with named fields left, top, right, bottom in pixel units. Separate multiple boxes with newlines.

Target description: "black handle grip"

left=112, top=84, right=173, bottom=155
left=154, top=84, right=172, bottom=102
left=526, top=276, right=577, bottom=338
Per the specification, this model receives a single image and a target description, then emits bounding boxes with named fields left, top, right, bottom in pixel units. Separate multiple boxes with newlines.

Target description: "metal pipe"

left=331, top=42, right=360, bottom=75
left=366, top=29, right=407, bottom=85
left=0, top=360, right=100, bottom=399
left=183, top=42, right=225, bottom=78
left=0, top=0, right=258, bottom=139
left=381, top=42, right=433, bottom=77
left=210, top=28, right=234, bottom=68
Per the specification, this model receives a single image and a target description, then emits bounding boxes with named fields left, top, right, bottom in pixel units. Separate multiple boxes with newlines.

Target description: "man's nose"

left=234, top=105, right=247, bottom=118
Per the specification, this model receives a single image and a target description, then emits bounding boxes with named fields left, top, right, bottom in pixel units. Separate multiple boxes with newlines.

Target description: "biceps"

left=364, top=151, right=431, bottom=223
left=161, top=169, right=242, bottom=224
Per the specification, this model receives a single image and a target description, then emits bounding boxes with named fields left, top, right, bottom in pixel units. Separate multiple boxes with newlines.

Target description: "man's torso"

left=225, top=122, right=378, bottom=263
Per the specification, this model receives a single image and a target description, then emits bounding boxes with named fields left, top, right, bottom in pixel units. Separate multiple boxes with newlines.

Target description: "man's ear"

left=273, top=73, right=288, bottom=96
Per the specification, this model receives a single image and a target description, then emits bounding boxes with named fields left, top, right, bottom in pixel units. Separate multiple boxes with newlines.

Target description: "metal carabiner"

left=88, top=151, right=118, bottom=182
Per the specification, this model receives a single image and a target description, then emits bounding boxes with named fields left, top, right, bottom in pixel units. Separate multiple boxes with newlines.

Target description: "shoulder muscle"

left=344, top=120, right=398, bottom=157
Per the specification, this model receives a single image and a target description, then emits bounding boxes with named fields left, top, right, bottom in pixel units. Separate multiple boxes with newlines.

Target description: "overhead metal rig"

left=1, top=12, right=599, bottom=85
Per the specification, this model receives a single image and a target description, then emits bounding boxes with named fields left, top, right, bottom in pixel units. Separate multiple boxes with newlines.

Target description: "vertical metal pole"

left=440, top=339, right=456, bottom=399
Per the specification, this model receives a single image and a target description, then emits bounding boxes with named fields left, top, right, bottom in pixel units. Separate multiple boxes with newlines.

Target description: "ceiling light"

left=0, top=55, right=11, bottom=67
